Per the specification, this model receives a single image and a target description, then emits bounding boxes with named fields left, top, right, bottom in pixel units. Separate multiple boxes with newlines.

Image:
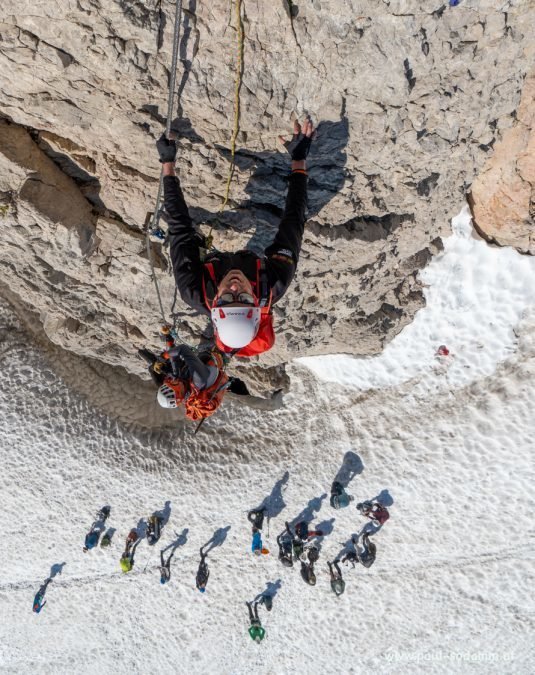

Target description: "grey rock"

left=0, top=0, right=533, bottom=395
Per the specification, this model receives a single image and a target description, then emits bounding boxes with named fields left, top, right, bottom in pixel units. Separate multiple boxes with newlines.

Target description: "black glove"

left=156, top=133, right=177, bottom=163
left=284, top=131, right=313, bottom=161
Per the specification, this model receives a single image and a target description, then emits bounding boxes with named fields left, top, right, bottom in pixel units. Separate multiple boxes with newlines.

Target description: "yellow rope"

left=206, top=0, right=244, bottom=249
left=220, top=0, right=244, bottom=211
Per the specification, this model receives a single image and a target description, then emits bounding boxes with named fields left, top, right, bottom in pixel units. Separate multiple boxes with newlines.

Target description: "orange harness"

left=202, top=258, right=275, bottom=357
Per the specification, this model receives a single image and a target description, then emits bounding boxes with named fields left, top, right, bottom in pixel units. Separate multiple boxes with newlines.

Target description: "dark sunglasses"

left=215, top=292, right=256, bottom=307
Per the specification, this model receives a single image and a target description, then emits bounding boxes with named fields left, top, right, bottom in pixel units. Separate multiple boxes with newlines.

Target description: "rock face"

left=0, top=1, right=533, bottom=394
left=469, top=69, right=534, bottom=255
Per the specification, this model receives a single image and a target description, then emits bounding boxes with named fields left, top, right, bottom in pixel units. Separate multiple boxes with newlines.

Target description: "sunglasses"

left=215, top=292, right=256, bottom=307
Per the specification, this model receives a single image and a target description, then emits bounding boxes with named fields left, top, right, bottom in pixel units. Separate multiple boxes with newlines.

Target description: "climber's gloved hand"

left=279, top=117, right=315, bottom=161
left=156, top=133, right=177, bottom=164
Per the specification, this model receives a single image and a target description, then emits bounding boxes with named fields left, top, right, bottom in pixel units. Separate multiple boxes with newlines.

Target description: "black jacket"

left=164, top=172, right=308, bottom=314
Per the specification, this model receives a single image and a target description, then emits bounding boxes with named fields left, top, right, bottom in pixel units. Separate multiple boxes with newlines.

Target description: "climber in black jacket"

left=156, top=118, right=314, bottom=358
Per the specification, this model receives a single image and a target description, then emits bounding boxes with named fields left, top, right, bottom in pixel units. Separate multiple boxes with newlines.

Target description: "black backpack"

left=295, top=522, right=308, bottom=540
left=292, top=539, right=304, bottom=560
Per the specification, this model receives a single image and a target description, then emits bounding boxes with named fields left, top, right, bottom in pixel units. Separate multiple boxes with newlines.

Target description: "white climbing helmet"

left=211, top=306, right=261, bottom=349
left=157, top=384, right=178, bottom=409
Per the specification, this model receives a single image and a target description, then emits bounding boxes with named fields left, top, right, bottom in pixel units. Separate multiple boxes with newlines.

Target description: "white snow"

left=298, top=207, right=535, bottom=394
left=1, top=208, right=534, bottom=674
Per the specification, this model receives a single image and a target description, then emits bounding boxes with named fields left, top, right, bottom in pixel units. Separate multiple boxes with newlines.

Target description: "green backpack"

left=249, top=625, right=265, bottom=642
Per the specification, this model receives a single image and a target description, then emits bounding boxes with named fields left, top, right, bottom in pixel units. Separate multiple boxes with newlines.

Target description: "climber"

left=139, top=336, right=249, bottom=421
left=301, top=543, right=320, bottom=565
left=32, top=579, right=51, bottom=614
left=248, top=508, right=267, bottom=556
left=284, top=521, right=304, bottom=560
left=83, top=506, right=110, bottom=552
left=276, top=530, right=294, bottom=568
left=158, top=549, right=174, bottom=585
left=196, top=547, right=210, bottom=593
left=358, top=532, right=377, bottom=569
left=100, top=528, right=114, bottom=548
left=157, top=117, right=315, bottom=357
left=246, top=601, right=266, bottom=643
left=327, top=560, right=346, bottom=596
left=330, top=481, right=354, bottom=510
left=83, top=528, right=100, bottom=552
left=356, top=500, right=390, bottom=526
left=120, top=529, right=141, bottom=573
left=300, top=560, right=317, bottom=586
left=294, top=521, right=324, bottom=542
left=147, top=515, right=164, bottom=546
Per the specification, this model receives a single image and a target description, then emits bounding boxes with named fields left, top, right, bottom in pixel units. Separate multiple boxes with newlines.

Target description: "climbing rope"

left=145, top=0, right=183, bottom=326
left=205, top=0, right=244, bottom=249
left=145, top=0, right=244, bottom=340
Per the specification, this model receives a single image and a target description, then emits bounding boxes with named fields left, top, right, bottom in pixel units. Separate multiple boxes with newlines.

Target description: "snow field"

left=1, top=210, right=535, bottom=674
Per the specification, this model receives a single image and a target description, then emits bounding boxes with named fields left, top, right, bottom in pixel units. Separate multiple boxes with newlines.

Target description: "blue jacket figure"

left=252, top=530, right=263, bottom=555
left=248, top=508, right=268, bottom=556
left=84, top=531, right=99, bottom=551
left=33, top=579, right=51, bottom=614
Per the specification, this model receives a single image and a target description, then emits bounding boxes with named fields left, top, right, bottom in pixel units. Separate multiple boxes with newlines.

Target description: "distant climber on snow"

left=356, top=500, right=390, bottom=526
left=327, top=560, right=346, bottom=596
left=294, top=520, right=324, bottom=542
left=158, top=546, right=176, bottom=585
left=330, top=481, right=354, bottom=510
left=83, top=506, right=111, bottom=552
left=300, top=560, right=317, bottom=586
left=120, top=529, right=141, bottom=573
left=246, top=601, right=266, bottom=643
left=276, top=528, right=294, bottom=568
left=248, top=507, right=268, bottom=556
left=158, top=530, right=187, bottom=584
left=147, top=514, right=164, bottom=546
left=139, top=330, right=250, bottom=421
left=301, top=543, right=320, bottom=565
left=32, top=579, right=51, bottom=614
left=156, top=117, right=315, bottom=357
left=357, top=532, right=377, bottom=568
left=195, top=547, right=210, bottom=593
left=341, top=533, right=377, bottom=568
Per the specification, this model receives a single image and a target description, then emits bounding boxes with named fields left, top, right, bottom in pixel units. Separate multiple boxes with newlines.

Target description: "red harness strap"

left=202, top=259, right=275, bottom=357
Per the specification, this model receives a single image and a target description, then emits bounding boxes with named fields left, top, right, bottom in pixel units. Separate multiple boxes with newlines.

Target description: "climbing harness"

left=145, top=0, right=183, bottom=327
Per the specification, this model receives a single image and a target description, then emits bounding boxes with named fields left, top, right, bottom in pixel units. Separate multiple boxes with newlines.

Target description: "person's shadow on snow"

left=136, top=518, right=148, bottom=540
left=288, top=494, right=328, bottom=530
left=153, top=500, right=172, bottom=527
left=311, top=517, right=336, bottom=552
left=332, top=451, right=364, bottom=490
left=162, top=527, right=189, bottom=555
left=372, top=489, right=394, bottom=507
left=48, top=562, right=66, bottom=580
left=254, top=578, right=282, bottom=607
left=202, top=526, right=231, bottom=555
left=256, top=471, right=290, bottom=519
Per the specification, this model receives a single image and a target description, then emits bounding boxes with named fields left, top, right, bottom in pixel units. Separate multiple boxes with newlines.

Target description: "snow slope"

left=1, top=211, right=534, bottom=674
left=299, top=208, right=535, bottom=393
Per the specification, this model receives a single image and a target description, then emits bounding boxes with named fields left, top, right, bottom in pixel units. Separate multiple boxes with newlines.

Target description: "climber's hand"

left=279, top=117, right=315, bottom=161
left=156, top=133, right=177, bottom=164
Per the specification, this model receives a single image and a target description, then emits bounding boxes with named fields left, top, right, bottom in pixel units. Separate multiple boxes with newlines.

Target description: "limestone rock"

left=469, top=69, right=534, bottom=255
left=0, top=0, right=533, bottom=395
